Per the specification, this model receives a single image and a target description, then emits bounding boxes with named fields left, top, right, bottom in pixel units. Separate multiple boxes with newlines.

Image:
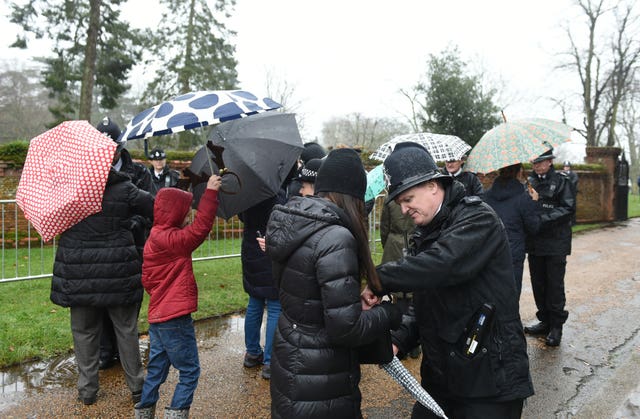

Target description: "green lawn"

left=0, top=196, right=637, bottom=368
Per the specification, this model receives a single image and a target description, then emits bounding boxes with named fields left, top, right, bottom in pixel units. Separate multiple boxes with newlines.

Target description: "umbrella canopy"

left=381, top=356, right=448, bottom=418
left=16, top=120, right=116, bottom=242
left=370, top=132, right=471, bottom=163
left=365, top=164, right=386, bottom=202
left=120, top=90, right=282, bottom=141
left=192, top=112, right=303, bottom=219
left=465, top=118, right=573, bottom=174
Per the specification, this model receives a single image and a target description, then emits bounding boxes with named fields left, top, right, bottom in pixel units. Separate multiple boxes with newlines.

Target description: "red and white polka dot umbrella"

left=16, top=120, right=116, bottom=242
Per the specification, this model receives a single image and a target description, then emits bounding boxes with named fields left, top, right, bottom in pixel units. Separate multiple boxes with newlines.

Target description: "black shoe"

left=261, top=364, right=271, bottom=380
left=545, top=328, right=562, bottom=346
left=78, top=394, right=97, bottom=406
left=131, top=390, right=142, bottom=404
left=524, top=321, right=550, bottom=335
left=98, top=357, right=115, bottom=370
left=243, top=352, right=263, bottom=368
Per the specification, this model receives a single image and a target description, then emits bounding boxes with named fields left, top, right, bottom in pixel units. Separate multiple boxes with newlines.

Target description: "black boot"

left=545, top=327, right=563, bottom=346
left=524, top=321, right=549, bottom=335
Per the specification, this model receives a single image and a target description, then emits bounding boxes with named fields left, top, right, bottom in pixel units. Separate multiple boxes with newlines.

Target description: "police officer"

left=524, top=149, right=575, bottom=346
left=147, top=148, right=180, bottom=196
left=364, top=142, right=533, bottom=418
left=441, top=156, right=484, bottom=197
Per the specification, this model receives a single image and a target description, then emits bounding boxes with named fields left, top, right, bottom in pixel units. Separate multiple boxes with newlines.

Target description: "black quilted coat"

left=51, top=170, right=154, bottom=307
left=376, top=182, right=534, bottom=404
left=266, top=196, right=397, bottom=419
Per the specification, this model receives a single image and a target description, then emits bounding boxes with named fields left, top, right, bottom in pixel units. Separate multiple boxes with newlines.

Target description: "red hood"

left=154, top=188, right=193, bottom=228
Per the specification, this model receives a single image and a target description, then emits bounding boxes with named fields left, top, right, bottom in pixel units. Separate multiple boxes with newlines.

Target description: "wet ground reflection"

left=0, top=314, right=241, bottom=396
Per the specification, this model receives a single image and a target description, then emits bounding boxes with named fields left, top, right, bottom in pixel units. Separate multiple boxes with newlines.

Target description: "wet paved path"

left=2, top=219, right=640, bottom=418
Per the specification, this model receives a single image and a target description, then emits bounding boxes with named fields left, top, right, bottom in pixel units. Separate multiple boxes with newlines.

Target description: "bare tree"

left=264, top=68, right=307, bottom=137
left=620, top=78, right=640, bottom=191
left=0, top=62, right=51, bottom=141
left=561, top=0, right=640, bottom=146
left=321, top=113, right=409, bottom=152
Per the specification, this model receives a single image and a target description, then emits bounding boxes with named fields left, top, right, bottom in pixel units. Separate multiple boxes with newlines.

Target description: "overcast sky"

left=2, top=0, right=590, bottom=148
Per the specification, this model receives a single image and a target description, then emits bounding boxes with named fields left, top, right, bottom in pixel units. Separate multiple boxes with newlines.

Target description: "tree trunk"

left=79, top=0, right=102, bottom=121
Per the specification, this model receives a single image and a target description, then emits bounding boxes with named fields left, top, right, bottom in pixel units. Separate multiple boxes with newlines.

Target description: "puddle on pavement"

left=0, top=314, right=242, bottom=396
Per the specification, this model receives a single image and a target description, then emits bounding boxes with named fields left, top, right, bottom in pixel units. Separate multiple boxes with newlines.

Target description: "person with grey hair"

left=363, top=142, right=533, bottom=418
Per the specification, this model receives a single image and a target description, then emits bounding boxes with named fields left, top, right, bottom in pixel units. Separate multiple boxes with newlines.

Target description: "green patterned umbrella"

left=465, top=118, right=573, bottom=174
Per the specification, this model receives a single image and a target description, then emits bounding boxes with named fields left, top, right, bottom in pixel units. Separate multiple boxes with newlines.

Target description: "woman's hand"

left=361, top=286, right=380, bottom=310
left=256, top=237, right=266, bottom=252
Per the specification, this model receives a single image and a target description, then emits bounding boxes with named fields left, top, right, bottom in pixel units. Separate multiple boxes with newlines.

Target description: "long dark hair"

left=317, top=191, right=383, bottom=293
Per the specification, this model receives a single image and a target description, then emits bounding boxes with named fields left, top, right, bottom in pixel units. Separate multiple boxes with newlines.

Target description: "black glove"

left=380, top=301, right=403, bottom=330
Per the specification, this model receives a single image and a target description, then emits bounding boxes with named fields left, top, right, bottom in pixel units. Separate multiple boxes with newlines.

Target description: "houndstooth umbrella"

left=381, top=356, right=448, bottom=418
left=371, top=132, right=471, bottom=163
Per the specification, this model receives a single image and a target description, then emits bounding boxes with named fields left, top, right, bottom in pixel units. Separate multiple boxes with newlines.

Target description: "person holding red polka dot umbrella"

left=17, top=120, right=155, bottom=406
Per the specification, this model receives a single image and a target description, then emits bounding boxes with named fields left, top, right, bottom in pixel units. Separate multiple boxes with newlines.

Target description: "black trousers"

left=411, top=397, right=524, bottom=419
left=527, top=254, right=569, bottom=327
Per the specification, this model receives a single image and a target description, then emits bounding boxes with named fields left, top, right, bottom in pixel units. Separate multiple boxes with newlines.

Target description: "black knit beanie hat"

left=315, top=148, right=366, bottom=200
left=300, top=142, right=327, bottom=164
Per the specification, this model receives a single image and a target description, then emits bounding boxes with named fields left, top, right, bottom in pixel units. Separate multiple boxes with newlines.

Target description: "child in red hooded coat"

left=134, top=175, right=221, bottom=419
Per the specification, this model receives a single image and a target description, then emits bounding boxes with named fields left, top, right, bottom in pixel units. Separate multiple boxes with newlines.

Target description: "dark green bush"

left=0, top=141, right=30, bottom=167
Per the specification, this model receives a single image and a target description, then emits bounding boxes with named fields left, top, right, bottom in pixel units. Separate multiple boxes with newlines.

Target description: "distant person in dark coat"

left=266, top=149, right=401, bottom=418
left=442, top=157, right=484, bottom=197
left=238, top=187, right=288, bottom=380
left=96, top=116, right=154, bottom=372
left=51, top=168, right=154, bottom=406
left=483, top=163, right=541, bottom=297
left=148, top=148, right=180, bottom=196
left=524, top=149, right=574, bottom=347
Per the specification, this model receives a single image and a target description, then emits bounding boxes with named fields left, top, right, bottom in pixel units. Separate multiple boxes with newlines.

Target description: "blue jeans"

left=138, top=315, right=200, bottom=409
left=244, top=296, right=281, bottom=365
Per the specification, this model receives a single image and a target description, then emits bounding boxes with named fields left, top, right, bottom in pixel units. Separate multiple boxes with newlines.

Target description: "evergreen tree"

left=415, top=46, right=501, bottom=147
left=142, top=0, right=239, bottom=103
left=9, top=0, right=143, bottom=125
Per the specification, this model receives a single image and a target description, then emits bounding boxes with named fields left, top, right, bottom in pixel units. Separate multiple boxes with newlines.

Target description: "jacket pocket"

left=440, top=321, right=503, bottom=398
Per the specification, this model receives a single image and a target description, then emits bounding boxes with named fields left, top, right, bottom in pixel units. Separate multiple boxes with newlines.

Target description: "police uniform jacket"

left=525, top=166, right=574, bottom=256
left=376, top=181, right=534, bottom=403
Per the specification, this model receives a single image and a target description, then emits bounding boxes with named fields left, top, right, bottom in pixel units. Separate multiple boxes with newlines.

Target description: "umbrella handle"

left=219, top=170, right=242, bottom=195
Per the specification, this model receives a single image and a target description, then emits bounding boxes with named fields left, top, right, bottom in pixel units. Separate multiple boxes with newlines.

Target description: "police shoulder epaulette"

left=461, top=196, right=482, bottom=205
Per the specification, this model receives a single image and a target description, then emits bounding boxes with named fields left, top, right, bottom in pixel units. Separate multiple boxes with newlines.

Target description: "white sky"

left=1, top=0, right=590, bottom=146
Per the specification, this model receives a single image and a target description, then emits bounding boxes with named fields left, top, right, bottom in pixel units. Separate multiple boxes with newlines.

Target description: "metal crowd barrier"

left=0, top=195, right=384, bottom=283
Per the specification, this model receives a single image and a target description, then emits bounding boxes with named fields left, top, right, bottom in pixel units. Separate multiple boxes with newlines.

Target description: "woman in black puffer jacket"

left=51, top=169, right=154, bottom=405
left=266, top=149, right=401, bottom=419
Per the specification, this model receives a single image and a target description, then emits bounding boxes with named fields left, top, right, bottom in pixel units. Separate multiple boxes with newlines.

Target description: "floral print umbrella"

left=465, top=118, right=573, bottom=174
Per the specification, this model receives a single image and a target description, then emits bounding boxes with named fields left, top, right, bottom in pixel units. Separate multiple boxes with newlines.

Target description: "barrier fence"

left=0, top=195, right=384, bottom=284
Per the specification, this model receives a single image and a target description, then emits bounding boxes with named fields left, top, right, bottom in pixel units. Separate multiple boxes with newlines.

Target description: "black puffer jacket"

left=266, top=196, right=398, bottom=419
left=526, top=167, right=574, bottom=256
left=376, top=182, right=534, bottom=403
left=51, top=170, right=154, bottom=307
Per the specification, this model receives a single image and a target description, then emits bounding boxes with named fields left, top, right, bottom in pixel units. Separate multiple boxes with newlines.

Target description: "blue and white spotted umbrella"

left=121, top=90, right=282, bottom=141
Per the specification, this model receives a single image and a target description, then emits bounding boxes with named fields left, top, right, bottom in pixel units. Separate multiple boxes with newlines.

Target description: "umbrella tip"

left=501, top=110, right=507, bottom=123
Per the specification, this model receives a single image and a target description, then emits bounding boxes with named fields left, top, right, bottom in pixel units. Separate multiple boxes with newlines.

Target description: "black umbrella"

left=188, top=112, right=303, bottom=219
